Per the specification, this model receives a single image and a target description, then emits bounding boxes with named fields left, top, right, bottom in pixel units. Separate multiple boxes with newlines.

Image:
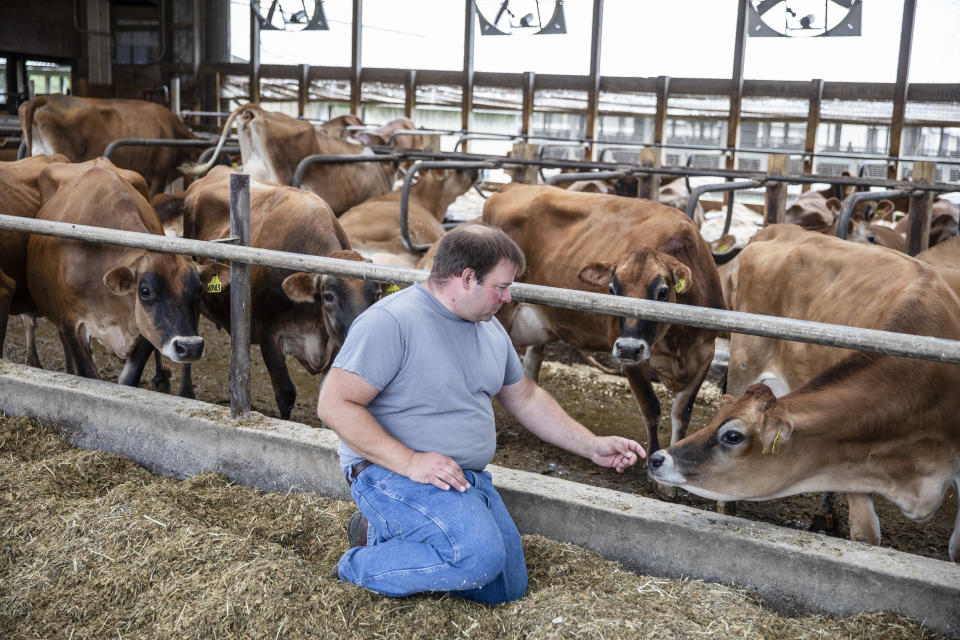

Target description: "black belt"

left=346, top=459, right=373, bottom=485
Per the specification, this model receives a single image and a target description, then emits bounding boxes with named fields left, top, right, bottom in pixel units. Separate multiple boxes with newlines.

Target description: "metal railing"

left=4, top=212, right=960, bottom=391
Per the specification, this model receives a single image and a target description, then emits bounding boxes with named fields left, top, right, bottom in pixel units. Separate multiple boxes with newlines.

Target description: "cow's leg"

left=118, top=336, right=155, bottom=387
left=22, top=314, right=43, bottom=368
left=809, top=492, right=839, bottom=534
left=622, top=362, right=662, bottom=454
left=150, top=348, right=172, bottom=393
left=667, top=357, right=712, bottom=446
left=261, top=338, right=296, bottom=420
left=522, top=344, right=545, bottom=381
left=61, top=327, right=98, bottom=379
left=0, top=269, right=14, bottom=359
left=846, top=493, right=881, bottom=546
left=178, top=363, right=195, bottom=399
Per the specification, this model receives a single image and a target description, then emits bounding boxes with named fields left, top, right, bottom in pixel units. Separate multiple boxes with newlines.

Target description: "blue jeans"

left=336, top=464, right=528, bottom=604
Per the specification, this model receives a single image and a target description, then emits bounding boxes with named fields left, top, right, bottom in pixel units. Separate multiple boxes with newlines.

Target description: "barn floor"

left=2, top=315, right=956, bottom=563
left=0, top=415, right=942, bottom=639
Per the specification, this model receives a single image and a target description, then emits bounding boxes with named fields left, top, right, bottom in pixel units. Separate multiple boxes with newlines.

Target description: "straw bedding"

left=0, top=415, right=940, bottom=639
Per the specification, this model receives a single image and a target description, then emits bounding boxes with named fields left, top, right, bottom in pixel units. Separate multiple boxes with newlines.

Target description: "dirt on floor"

left=1, top=316, right=956, bottom=564
left=0, top=415, right=944, bottom=639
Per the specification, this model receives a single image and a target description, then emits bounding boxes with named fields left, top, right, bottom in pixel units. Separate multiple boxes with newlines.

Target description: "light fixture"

left=251, top=0, right=329, bottom=32
left=476, top=0, right=567, bottom=36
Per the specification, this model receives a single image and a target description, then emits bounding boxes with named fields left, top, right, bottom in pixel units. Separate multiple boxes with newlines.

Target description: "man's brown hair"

left=429, top=224, right=526, bottom=284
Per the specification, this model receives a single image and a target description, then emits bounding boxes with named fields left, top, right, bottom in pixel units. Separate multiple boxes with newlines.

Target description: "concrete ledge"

left=1, top=360, right=958, bottom=636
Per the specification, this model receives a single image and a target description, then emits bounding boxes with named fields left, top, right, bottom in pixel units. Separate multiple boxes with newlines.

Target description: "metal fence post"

left=229, top=173, right=251, bottom=418
left=907, top=161, right=936, bottom=255
left=636, top=146, right=660, bottom=200
left=764, top=154, right=788, bottom=226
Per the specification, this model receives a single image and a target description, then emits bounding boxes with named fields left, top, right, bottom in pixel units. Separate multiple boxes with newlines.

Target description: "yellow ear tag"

left=207, top=274, right=222, bottom=293
left=717, top=244, right=728, bottom=252
left=385, top=284, right=400, bottom=295
left=674, top=278, right=686, bottom=294
left=762, top=428, right=782, bottom=455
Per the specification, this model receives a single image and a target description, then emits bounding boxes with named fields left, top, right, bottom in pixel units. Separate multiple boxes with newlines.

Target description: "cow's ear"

left=282, top=272, right=320, bottom=303
left=103, top=266, right=137, bottom=295
left=672, top=263, right=692, bottom=295
left=874, top=199, right=895, bottom=221
left=198, top=262, right=231, bottom=293
left=578, top=262, right=616, bottom=288
left=825, top=197, right=843, bottom=214
left=760, top=415, right=792, bottom=455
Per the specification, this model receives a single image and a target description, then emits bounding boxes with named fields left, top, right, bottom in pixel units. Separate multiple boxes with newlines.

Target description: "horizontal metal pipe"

left=686, top=180, right=765, bottom=219
left=198, top=145, right=241, bottom=165
left=836, top=189, right=912, bottom=240
left=373, top=147, right=960, bottom=193
left=2, top=214, right=960, bottom=366
left=292, top=153, right=404, bottom=188
left=103, top=138, right=228, bottom=159
left=547, top=171, right=630, bottom=186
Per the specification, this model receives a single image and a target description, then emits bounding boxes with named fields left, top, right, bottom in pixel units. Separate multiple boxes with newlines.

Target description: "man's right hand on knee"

left=405, top=451, right=470, bottom=492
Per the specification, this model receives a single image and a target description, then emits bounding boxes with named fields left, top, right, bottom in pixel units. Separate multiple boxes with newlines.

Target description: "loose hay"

left=0, top=415, right=942, bottom=639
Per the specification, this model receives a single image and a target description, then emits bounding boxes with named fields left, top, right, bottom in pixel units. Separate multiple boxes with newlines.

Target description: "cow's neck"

left=412, top=179, right=459, bottom=221
left=774, top=353, right=956, bottom=518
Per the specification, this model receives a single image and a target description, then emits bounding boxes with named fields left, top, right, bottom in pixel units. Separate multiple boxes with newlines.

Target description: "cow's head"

left=578, top=247, right=692, bottom=364
left=647, top=383, right=797, bottom=501
left=103, top=253, right=228, bottom=363
left=280, top=249, right=384, bottom=368
left=415, top=168, right=480, bottom=217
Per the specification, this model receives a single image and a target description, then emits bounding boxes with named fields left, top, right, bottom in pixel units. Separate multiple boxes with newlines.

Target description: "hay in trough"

left=0, top=415, right=942, bottom=639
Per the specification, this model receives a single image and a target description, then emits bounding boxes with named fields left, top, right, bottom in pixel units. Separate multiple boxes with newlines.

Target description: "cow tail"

left=178, top=106, right=242, bottom=176
left=17, top=97, right=42, bottom=156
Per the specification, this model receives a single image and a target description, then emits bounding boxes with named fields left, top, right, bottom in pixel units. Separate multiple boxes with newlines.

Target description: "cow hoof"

left=151, top=368, right=172, bottom=393
left=655, top=483, right=678, bottom=500
left=716, top=501, right=737, bottom=516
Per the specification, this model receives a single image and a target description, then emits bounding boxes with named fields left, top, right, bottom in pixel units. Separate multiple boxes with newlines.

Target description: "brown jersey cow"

left=181, top=104, right=394, bottom=215
left=649, top=224, right=960, bottom=561
left=18, top=95, right=198, bottom=198
left=483, top=183, right=726, bottom=452
left=27, top=161, right=221, bottom=385
left=182, top=166, right=383, bottom=419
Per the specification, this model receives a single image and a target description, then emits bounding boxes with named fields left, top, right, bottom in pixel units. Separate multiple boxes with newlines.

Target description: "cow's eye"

left=138, top=286, right=153, bottom=300
left=656, top=285, right=669, bottom=301
left=721, top=430, right=744, bottom=445
left=322, top=292, right=336, bottom=304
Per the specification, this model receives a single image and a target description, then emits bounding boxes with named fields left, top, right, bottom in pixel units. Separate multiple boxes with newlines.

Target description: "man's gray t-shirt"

left=332, top=283, right=524, bottom=472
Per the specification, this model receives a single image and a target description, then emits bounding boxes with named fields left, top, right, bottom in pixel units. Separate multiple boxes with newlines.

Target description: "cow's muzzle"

left=647, top=450, right=684, bottom=485
left=167, top=336, right=205, bottom=362
left=612, top=337, right=650, bottom=363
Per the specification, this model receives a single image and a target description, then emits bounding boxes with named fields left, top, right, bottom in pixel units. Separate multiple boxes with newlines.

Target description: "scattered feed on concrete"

left=0, top=415, right=941, bottom=639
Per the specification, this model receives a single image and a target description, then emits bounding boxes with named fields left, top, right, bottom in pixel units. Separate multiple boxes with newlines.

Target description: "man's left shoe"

left=347, top=510, right=368, bottom=547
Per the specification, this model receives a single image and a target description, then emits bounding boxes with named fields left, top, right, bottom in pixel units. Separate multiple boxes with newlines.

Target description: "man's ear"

left=460, top=267, right=477, bottom=289
left=578, top=262, right=615, bottom=288
left=103, top=266, right=137, bottom=296
left=282, top=272, right=320, bottom=303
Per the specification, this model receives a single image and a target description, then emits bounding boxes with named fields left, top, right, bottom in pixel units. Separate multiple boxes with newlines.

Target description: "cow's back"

left=729, top=223, right=958, bottom=394
left=485, top=183, right=722, bottom=307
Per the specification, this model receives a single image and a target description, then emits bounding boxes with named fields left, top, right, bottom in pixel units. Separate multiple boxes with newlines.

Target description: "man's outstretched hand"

left=589, top=436, right=646, bottom=473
